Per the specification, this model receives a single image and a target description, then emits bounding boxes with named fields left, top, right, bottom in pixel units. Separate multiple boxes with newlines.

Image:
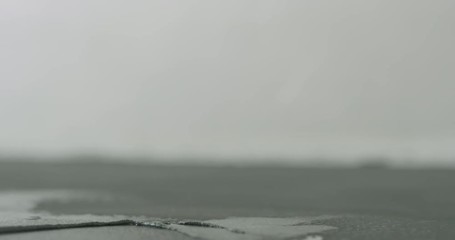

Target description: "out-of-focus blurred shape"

left=0, top=0, right=454, bottom=166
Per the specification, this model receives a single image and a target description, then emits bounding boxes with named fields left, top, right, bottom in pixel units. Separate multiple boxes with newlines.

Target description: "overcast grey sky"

left=1, top=0, right=454, bottom=164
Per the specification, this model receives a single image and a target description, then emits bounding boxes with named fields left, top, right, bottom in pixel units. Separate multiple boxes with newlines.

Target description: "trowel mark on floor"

left=0, top=190, right=337, bottom=240
left=0, top=190, right=157, bottom=234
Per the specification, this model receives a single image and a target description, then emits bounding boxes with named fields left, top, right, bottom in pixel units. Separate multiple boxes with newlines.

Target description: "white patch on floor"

left=0, top=190, right=110, bottom=213
left=303, top=236, right=324, bottom=240
left=173, top=217, right=336, bottom=240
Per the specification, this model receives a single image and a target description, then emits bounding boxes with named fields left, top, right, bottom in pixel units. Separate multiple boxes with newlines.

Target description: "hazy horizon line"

left=1, top=151, right=454, bottom=169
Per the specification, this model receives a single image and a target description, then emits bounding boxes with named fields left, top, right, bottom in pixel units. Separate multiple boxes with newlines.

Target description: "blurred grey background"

left=0, top=0, right=454, bottom=166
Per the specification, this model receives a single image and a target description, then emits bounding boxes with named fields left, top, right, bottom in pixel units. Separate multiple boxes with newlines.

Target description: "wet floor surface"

left=0, top=190, right=337, bottom=239
left=1, top=161, right=455, bottom=239
left=1, top=226, right=193, bottom=240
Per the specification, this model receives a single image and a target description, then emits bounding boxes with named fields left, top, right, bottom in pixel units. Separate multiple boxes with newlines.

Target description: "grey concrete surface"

left=1, top=162, right=455, bottom=239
